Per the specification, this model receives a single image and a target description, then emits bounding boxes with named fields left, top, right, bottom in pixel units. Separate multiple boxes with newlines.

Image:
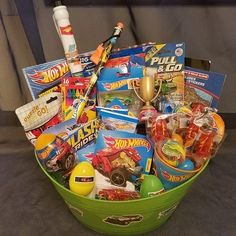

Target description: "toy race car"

left=36, top=135, right=75, bottom=173
left=104, top=94, right=133, bottom=106
left=91, top=147, right=143, bottom=187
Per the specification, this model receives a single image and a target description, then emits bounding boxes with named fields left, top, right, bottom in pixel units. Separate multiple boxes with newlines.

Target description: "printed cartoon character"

left=91, top=147, right=143, bottom=187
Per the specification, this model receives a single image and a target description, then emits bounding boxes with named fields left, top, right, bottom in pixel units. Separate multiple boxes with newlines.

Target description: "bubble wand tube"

left=53, top=1, right=83, bottom=76
left=72, top=22, right=124, bottom=120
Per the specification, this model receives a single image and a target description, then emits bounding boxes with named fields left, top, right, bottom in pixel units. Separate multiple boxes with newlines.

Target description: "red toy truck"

left=91, top=147, right=143, bottom=187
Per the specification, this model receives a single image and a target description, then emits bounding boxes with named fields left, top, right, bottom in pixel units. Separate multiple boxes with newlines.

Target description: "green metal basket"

left=36, top=156, right=208, bottom=236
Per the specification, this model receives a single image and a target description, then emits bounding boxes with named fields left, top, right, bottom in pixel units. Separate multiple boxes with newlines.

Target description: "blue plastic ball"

left=177, top=159, right=194, bottom=171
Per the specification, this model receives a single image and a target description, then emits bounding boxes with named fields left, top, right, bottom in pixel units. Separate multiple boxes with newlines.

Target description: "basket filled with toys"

left=15, top=3, right=226, bottom=236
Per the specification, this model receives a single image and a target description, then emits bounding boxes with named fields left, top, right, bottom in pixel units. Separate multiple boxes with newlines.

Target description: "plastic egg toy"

left=140, top=175, right=164, bottom=198
left=177, top=159, right=195, bottom=171
left=69, top=162, right=95, bottom=196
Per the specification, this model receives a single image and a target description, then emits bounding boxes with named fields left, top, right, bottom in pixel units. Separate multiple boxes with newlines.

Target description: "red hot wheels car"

left=91, top=147, right=143, bottom=187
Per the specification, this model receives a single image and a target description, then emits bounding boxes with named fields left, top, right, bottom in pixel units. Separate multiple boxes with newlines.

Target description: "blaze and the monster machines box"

left=184, top=66, right=226, bottom=108
left=144, top=42, right=185, bottom=112
left=43, top=118, right=97, bottom=152
left=94, top=130, right=153, bottom=178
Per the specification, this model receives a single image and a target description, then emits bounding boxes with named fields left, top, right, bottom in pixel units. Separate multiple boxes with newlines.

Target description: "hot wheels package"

left=93, top=130, right=153, bottom=187
left=184, top=66, right=226, bottom=108
left=23, top=51, right=95, bottom=99
left=97, top=67, right=143, bottom=117
left=144, top=42, right=185, bottom=113
left=75, top=142, right=96, bottom=163
left=98, top=109, right=139, bottom=133
left=44, top=118, right=97, bottom=152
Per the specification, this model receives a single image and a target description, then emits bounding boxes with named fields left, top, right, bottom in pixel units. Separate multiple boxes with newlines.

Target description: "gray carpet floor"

left=0, top=126, right=235, bottom=236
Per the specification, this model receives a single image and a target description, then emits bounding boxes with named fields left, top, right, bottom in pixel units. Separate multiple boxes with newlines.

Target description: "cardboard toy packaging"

left=23, top=51, right=94, bottom=99
left=43, top=118, right=97, bottom=152
left=15, top=92, right=63, bottom=144
left=144, top=42, right=185, bottom=113
left=184, top=66, right=226, bottom=108
left=97, top=67, right=143, bottom=117
left=93, top=130, right=153, bottom=185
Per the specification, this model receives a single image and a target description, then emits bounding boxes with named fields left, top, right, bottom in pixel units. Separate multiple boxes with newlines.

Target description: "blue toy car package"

left=97, top=67, right=143, bottom=116
left=184, top=66, right=226, bottom=108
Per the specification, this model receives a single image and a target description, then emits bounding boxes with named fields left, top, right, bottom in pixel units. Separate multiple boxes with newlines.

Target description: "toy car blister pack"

left=184, top=66, right=226, bottom=108
left=98, top=109, right=139, bottom=133
left=144, top=42, right=185, bottom=113
left=97, top=67, right=143, bottom=117
left=92, top=130, right=153, bottom=187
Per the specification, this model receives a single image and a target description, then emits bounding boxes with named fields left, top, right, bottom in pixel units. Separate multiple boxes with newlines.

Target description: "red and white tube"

left=53, top=5, right=83, bottom=76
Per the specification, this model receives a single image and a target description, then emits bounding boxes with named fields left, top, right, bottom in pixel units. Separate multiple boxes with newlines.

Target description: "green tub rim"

left=35, top=152, right=209, bottom=204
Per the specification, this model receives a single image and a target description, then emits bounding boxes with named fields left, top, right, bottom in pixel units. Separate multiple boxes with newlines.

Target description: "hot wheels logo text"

left=104, top=79, right=127, bottom=91
left=160, top=169, right=193, bottom=182
left=104, top=136, right=151, bottom=151
left=28, top=62, right=69, bottom=84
